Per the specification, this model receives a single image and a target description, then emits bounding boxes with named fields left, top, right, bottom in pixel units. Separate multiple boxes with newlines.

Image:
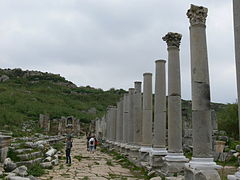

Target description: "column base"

left=161, top=153, right=189, bottom=176
left=114, top=142, right=121, bottom=152
left=128, top=145, right=140, bottom=163
left=149, top=148, right=167, bottom=168
left=139, top=146, right=152, bottom=166
left=228, top=170, right=240, bottom=180
left=185, top=158, right=222, bottom=180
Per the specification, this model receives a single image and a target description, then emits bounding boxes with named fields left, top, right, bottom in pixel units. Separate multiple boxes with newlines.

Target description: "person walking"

left=88, top=136, right=95, bottom=153
left=87, top=133, right=91, bottom=151
left=66, top=137, right=73, bottom=164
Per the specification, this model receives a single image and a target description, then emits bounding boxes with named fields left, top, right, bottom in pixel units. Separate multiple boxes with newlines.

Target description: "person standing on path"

left=66, top=137, right=73, bottom=164
left=88, top=136, right=96, bottom=153
left=87, top=133, right=91, bottom=151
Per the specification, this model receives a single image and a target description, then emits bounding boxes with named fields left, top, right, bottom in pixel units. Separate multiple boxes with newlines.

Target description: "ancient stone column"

left=106, top=107, right=111, bottom=142
left=111, top=107, right=117, bottom=142
left=128, top=88, right=135, bottom=145
left=162, top=32, right=188, bottom=174
left=233, top=0, right=240, bottom=140
left=185, top=4, right=221, bottom=179
left=139, top=73, right=153, bottom=162
left=116, top=99, right=124, bottom=144
left=122, top=94, right=129, bottom=145
left=133, top=81, right=142, bottom=145
left=149, top=60, right=168, bottom=168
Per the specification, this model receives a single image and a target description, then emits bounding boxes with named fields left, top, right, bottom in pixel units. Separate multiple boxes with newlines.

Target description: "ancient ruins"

left=95, top=3, right=240, bottom=180
left=1, top=1, right=240, bottom=180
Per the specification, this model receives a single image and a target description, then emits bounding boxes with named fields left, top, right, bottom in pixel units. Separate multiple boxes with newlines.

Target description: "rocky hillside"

left=0, top=68, right=125, bottom=136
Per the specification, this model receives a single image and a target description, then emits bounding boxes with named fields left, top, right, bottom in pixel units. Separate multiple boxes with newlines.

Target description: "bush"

left=27, top=163, right=45, bottom=177
left=217, top=103, right=238, bottom=139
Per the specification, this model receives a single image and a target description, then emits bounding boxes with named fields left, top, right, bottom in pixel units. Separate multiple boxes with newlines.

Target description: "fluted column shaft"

left=153, top=60, right=166, bottom=148
left=142, top=73, right=153, bottom=147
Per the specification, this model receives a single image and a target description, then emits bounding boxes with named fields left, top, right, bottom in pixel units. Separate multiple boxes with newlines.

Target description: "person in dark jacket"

left=66, top=137, right=73, bottom=164
left=86, top=133, right=91, bottom=151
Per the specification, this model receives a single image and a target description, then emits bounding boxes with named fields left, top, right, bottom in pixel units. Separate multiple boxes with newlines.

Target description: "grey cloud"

left=0, top=0, right=237, bottom=103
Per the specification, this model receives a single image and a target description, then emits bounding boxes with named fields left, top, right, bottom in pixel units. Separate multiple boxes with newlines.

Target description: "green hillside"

left=0, top=68, right=125, bottom=136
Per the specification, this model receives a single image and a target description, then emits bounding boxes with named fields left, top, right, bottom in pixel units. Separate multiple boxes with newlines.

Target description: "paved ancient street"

left=40, top=138, right=142, bottom=180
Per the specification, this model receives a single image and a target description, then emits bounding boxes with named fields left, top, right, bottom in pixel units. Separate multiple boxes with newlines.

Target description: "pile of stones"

left=0, top=134, right=64, bottom=180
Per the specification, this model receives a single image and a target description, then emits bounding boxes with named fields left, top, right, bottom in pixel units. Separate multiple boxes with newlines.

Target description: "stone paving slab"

left=39, top=138, right=143, bottom=180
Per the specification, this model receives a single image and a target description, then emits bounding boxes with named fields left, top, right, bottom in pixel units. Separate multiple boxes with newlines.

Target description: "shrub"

left=217, top=103, right=238, bottom=139
left=27, top=163, right=45, bottom=177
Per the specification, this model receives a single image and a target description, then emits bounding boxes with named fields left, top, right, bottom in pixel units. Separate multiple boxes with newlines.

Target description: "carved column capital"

left=162, top=32, right=182, bottom=48
left=187, top=4, right=208, bottom=26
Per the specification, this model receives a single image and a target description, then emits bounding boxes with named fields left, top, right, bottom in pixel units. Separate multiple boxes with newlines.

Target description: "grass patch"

left=82, top=176, right=89, bottom=180
left=74, top=155, right=82, bottom=162
left=7, top=148, right=21, bottom=162
left=100, top=146, right=155, bottom=179
left=27, top=163, right=45, bottom=177
left=59, top=164, right=64, bottom=169
left=216, top=156, right=239, bottom=167
left=106, top=159, right=114, bottom=166
left=52, top=142, right=65, bottom=152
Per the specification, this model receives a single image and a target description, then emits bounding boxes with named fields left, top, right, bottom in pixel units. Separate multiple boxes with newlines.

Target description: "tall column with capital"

left=149, top=60, right=168, bottom=168
left=228, top=2, right=240, bottom=178
left=139, top=73, right=153, bottom=162
left=185, top=4, right=221, bottom=179
left=162, top=32, right=188, bottom=174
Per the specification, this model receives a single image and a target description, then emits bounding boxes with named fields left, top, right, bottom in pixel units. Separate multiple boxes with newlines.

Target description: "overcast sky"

left=0, top=0, right=236, bottom=104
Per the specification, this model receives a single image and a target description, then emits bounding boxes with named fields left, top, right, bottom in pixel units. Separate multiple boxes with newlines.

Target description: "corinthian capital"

left=187, top=4, right=208, bottom=26
left=162, top=32, right=182, bottom=48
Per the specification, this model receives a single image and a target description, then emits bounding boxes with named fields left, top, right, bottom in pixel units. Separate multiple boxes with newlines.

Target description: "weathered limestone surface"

left=233, top=0, right=240, bottom=140
left=110, top=107, right=117, bottom=142
left=116, top=99, right=123, bottom=143
left=162, top=31, right=188, bottom=175
left=187, top=4, right=211, bottom=158
left=139, top=73, right=153, bottom=163
left=142, top=73, right=153, bottom=147
left=133, top=81, right=142, bottom=145
left=0, top=135, right=11, bottom=163
left=128, top=88, right=135, bottom=145
left=153, top=60, right=166, bottom=149
left=122, top=94, right=129, bottom=144
left=150, top=60, right=167, bottom=168
left=185, top=4, right=221, bottom=179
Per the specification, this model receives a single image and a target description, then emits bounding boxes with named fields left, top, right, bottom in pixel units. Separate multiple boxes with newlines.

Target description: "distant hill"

left=0, top=68, right=126, bottom=136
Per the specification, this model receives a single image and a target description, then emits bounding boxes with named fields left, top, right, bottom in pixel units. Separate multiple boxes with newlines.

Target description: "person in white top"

left=88, top=136, right=95, bottom=153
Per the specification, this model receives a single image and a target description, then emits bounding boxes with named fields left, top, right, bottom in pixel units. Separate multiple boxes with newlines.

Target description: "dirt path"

left=40, top=138, right=141, bottom=180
